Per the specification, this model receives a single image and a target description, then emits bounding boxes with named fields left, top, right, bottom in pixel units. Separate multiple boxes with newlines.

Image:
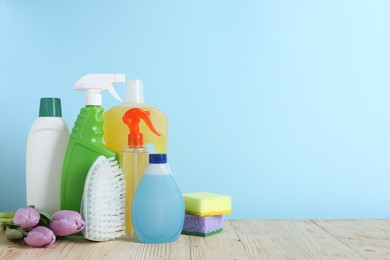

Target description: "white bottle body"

left=26, top=117, right=70, bottom=214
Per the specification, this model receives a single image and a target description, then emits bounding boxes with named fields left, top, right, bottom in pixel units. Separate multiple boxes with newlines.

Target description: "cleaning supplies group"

left=26, top=74, right=183, bottom=243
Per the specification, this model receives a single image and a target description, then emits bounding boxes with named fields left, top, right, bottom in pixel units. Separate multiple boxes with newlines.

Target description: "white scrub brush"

left=81, top=156, right=126, bottom=241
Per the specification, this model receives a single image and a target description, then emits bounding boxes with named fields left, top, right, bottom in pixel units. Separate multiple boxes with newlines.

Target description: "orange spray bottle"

left=122, top=108, right=160, bottom=236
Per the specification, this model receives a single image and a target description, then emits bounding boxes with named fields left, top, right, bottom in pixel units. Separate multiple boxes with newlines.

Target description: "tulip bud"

left=13, top=207, right=40, bottom=229
left=24, top=226, right=56, bottom=247
left=50, top=210, right=85, bottom=236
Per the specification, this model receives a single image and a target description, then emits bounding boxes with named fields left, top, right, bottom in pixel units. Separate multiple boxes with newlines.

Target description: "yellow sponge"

left=182, top=192, right=231, bottom=216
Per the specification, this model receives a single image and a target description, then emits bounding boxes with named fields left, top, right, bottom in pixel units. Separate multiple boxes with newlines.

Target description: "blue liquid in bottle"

left=132, top=154, right=185, bottom=243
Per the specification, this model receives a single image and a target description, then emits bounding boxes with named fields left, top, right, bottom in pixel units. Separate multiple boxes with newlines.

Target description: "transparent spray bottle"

left=103, top=80, right=168, bottom=165
left=122, top=108, right=160, bottom=236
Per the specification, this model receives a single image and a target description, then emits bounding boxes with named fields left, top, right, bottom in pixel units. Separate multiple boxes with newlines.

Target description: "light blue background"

left=1, top=0, right=389, bottom=219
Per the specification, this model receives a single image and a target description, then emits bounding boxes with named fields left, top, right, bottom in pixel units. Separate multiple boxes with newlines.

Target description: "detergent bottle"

left=61, top=74, right=125, bottom=212
left=26, top=98, right=70, bottom=214
left=122, top=108, right=160, bottom=236
left=103, top=80, right=167, bottom=165
left=132, top=154, right=184, bottom=243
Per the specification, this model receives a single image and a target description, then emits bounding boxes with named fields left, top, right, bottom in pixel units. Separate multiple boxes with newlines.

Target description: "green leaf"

left=40, top=212, right=52, bottom=223
left=5, top=227, right=26, bottom=240
left=35, top=207, right=52, bottom=222
left=2, top=223, right=19, bottom=229
left=38, top=217, right=50, bottom=228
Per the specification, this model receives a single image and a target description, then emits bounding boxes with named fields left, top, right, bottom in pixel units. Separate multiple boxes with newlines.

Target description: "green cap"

left=39, top=98, right=62, bottom=117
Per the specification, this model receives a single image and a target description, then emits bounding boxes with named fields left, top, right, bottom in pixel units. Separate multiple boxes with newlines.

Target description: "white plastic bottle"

left=26, top=98, right=70, bottom=214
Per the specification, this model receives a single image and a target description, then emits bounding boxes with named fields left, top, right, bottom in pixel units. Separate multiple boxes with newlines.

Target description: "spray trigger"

left=74, top=74, right=125, bottom=105
left=122, top=108, right=160, bottom=148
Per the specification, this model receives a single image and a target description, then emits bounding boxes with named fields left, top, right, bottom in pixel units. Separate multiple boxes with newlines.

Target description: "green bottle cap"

left=39, top=98, right=62, bottom=117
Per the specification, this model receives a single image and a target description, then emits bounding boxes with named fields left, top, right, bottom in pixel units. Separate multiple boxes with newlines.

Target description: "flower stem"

left=0, top=218, right=13, bottom=224
left=0, top=211, right=15, bottom=225
left=0, top=211, right=16, bottom=218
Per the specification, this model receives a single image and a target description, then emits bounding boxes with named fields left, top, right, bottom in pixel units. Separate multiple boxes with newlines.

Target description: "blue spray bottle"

left=132, top=154, right=184, bottom=243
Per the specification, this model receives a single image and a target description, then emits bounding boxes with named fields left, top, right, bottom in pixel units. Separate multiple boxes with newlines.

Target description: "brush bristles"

left=83, top=157, right=126, bottom=241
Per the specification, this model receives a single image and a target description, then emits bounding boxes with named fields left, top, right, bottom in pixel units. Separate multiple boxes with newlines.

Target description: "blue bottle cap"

left=149, top=154, right=167, bottom=164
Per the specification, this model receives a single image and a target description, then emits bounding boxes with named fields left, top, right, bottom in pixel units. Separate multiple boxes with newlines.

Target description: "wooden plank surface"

left=312, top=219, right=390, bottom=259
left=0, top=220, right=389, bottom=259
left=230, top=220, right=364, bottom=259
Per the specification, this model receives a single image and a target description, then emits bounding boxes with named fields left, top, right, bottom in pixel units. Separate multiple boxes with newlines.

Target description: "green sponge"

left=182, top=192, right=231, bottom=216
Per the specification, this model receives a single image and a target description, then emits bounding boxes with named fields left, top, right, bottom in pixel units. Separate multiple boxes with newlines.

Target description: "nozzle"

left=122, top=108, right=160, bottom=148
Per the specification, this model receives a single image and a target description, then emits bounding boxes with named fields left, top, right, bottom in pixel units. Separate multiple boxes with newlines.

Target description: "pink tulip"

left=50, top=210, right=85, bottom=236
left=24, top=226, right=56, bottom=247
left=13, top=207, right=40, bottom=229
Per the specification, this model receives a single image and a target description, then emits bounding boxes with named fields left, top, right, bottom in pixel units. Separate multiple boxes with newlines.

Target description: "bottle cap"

left=125, top=80, right=145, bottom=104
left=39, top=98, right=62, bottom=117
left=149, top=154, right=167, bottom=164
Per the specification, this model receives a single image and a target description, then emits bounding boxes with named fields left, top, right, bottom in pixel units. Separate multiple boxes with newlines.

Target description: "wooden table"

left=1, top=219, right=389, bottom=259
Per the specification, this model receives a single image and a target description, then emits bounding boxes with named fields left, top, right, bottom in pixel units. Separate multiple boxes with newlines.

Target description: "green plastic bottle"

left=61, top=74, right=125, bottom=212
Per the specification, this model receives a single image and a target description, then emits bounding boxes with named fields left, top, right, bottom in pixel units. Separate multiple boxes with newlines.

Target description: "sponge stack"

left=182, top=192, right=231, bottom=237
